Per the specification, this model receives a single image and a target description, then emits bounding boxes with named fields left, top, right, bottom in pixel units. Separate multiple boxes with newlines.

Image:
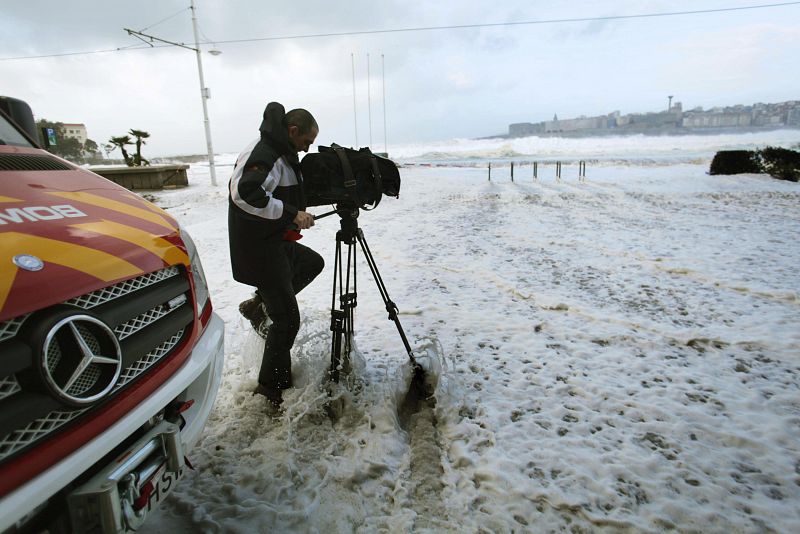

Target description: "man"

left=228, top=101, right=324, bottom=411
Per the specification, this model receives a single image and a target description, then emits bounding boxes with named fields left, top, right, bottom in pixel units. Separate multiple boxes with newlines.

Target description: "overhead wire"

left=195, top=20, right=219, bottom=51
left=0, top=46, right=152, bottom=61
left=211, top=2, right=800, bottom=45
left=139, top=7, right=190, bottom=33
left=1, top=1, right=799, bottom=61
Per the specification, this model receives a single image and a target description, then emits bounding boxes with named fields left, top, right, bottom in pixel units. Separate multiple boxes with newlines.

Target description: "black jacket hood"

left=259, top=101, right=294, bottom=157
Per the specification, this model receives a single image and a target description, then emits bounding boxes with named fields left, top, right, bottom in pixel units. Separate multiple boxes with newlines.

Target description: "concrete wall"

left=90, top=164, right=189, bottom=190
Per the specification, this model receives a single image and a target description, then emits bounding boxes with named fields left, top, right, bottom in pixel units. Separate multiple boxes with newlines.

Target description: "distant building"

left=682, top=110, right=751, bottom=128
left=509, top=122, right=544, bottom=136
left=788, top=108, right=800, bottom=126
left=614, top=103, right=682, bottom=131
left=62, top=123, right=88, bottom=145
left=544, top=115, right=607, bottom=133
left=508, top=99, right=800, bottom=137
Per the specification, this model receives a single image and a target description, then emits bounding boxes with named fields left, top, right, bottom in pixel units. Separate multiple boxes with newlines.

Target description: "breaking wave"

left=389, top=130, right=800, bottom=164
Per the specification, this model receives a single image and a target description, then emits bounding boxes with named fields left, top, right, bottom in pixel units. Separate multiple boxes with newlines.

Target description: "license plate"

left=68, top=421, right=186, bottom=533
left=147, top=461, right=185, bottom=512
left=136, top=462, right=186, bottom=515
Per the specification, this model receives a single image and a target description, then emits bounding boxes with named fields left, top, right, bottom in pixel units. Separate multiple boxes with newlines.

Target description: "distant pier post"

left=533, top=161, right=538, bottom=181
left=556, top=161, right=562, bottom=181
left=488, top=162, right=491, bottom=181
left=511, top=162, right=514, bottom=182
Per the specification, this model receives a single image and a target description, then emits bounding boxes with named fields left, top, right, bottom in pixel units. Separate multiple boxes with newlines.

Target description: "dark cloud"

left=3, top=1, right=798, bottom=155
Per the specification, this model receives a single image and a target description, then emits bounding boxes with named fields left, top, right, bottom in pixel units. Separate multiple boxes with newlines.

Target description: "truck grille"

left=0, top=376, right=21, bottom=402
left=0, top=153, right=72, bottom=171
left=0, top=266, right=193, bottom=463
left=0, top=315, right=27, bottom=343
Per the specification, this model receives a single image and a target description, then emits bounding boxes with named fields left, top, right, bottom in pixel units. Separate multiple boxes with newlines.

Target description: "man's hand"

left=293, top=211, right=315, bottom=230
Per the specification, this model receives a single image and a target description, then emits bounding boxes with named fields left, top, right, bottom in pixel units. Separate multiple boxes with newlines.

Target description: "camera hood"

left=301, top=144, right=400, bottom=209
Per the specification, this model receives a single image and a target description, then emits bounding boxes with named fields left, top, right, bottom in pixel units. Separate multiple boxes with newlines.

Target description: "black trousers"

left=256, top=241, right=324, bottom=391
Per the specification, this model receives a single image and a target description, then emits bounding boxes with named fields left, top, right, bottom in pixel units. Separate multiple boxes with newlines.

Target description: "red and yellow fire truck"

left=0, top=97, right=224, bottom=533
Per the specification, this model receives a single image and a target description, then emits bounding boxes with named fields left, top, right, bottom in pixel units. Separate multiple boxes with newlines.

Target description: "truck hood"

left=0, top=159, right=189, bottom=322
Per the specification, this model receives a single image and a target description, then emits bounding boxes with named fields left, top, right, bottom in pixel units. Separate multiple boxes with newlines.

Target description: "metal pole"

left=351, top=53, right=358, bottom=148
left=190, top=0, right=217, bottom=186
left=367, top=53, right=373, bottom=148
left=382, top=53, right=387, bottom=155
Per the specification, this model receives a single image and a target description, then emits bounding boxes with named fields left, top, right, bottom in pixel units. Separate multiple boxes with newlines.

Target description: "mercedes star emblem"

left=41, top=314, right=122, bottom=406
left=13, top=254, right=44, bottom=272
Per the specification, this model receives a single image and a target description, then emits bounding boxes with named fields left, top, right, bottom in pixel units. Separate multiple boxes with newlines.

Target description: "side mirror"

left=0, top=96, right=41, bottom=147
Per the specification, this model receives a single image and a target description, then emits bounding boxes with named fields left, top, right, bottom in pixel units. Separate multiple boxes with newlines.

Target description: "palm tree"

left=109, top=135, right=134, bottom=166
left=128, top=129, right=150, bottom=166
left=101, top=143, right=115, bottom=160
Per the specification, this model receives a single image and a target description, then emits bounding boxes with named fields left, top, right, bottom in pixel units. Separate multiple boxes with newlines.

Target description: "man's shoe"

left=239, top=296, right=269, bottom=338
left=253, top=383, right=283, bottom=415
left=239, top=295, right=265, bottom=324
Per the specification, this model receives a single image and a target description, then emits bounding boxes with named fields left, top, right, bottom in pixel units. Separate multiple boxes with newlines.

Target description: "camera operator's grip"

left=293, top=210, right=315, bottom=229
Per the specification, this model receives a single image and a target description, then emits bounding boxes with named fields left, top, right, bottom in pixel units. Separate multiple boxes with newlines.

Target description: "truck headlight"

left=179, top=226, right=210, bottom=314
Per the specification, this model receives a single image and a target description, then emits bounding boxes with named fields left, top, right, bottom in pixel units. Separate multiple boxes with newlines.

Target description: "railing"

left=488, top=160, right=588, bottom=182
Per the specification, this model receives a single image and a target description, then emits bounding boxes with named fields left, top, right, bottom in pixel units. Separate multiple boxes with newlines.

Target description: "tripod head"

left=312, top=203, right=362, bottom=243
left=336, top=205, right=361, bottom=243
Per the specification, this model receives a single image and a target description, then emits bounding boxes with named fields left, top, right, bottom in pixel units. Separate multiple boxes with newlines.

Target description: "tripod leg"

left=329, top=236, right=357, bottom=383
left=355, top=229, right=416, bottom=364
left=342, top=239, right=356, bottom=377
left=330, top=309, right=345, bottom=383
left=330, top=238, right=340, bottom=382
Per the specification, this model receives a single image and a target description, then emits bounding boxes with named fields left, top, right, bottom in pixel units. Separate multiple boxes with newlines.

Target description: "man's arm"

left=238, top=163, right=277, bottom=208
left=234, top=160, right=295, bottom=224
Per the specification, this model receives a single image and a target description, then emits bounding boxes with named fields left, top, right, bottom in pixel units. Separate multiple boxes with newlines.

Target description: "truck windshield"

left=0, top=113, right=35, bottom=148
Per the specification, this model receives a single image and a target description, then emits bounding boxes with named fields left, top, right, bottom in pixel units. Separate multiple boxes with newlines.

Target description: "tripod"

left=327, top=207, right=417, bottom=383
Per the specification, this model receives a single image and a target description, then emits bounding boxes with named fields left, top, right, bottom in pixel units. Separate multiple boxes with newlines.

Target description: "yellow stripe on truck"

left=0, top=196, right=22, bottom=203
left=0, top=266, right=17, bottom=316
left=71, top=220, right=190, bottom=266
left=3, top=232, right=142, bottom=281
left=47, top=192, right=177, bottom=231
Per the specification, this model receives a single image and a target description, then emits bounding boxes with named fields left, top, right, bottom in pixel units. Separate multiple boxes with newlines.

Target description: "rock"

left=709, top=146, right=800, bottom=182
left=708, top=150, right=760, bottom=175
left=757, top=146, right=800, bottom=182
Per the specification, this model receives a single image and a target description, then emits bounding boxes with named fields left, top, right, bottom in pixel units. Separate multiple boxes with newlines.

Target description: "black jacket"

left=228, top=102, right=307, bottom=286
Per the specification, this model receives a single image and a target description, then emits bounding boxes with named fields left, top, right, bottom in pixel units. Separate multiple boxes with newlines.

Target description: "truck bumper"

left=0, top=311, right=225, bottom=533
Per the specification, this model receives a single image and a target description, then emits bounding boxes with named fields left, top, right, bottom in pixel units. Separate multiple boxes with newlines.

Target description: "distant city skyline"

left=508, top=98, right=800, bottom=138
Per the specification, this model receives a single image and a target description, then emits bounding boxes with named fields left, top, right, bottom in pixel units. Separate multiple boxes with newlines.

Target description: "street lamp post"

left=190, top=0, right=217, bottom=186
left=124, top=1, right=219, bottom=187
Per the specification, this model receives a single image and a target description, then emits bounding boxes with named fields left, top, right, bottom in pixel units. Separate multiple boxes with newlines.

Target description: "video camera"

left=301, top=145, right=419, bottom=386
left=300, top=144, right=401, bottom=210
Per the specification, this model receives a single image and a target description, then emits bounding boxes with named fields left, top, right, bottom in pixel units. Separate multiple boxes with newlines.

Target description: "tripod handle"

left=313, top=209, right=340, bottom=220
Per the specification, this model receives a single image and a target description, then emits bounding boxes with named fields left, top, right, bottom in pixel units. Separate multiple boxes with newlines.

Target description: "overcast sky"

left=2, top=0, right=798, bottom=156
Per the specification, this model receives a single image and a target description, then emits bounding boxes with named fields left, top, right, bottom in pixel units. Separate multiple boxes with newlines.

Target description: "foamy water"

left=142, top=131, right=800, bottom=533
